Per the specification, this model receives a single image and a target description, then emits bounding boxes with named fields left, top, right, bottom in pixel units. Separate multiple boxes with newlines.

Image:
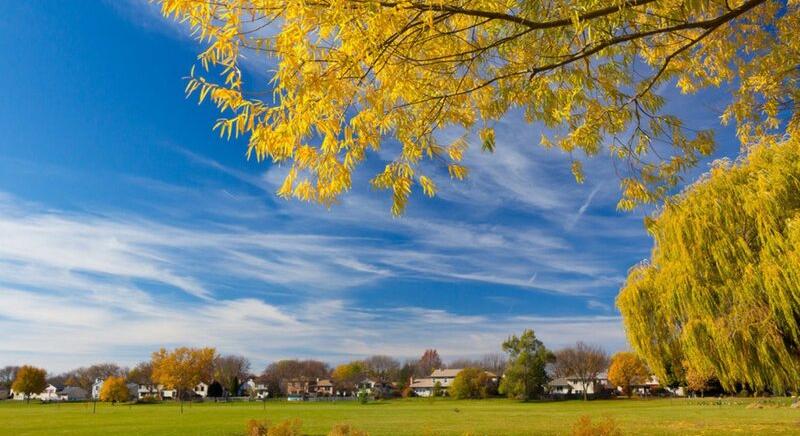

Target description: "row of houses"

left=7, top=369, right=684, bottom=402
left=283, top=377, right=395, bottom=399
left=547, top=374, right=685, bottom=397
left=407, top=369, right=683, bottom=398
left=8, top=377, right=271, bottom=402
left=10, top=384, right=91, bottom=402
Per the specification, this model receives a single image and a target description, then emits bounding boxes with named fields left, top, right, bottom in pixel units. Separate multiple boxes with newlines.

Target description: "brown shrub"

left=571, top=415, right=622, bottom=436
left=244, top=418, right=302, bottom=436
left=328, top=423, right=370, bottom=436
left=246, top=420, right=268, bottom=436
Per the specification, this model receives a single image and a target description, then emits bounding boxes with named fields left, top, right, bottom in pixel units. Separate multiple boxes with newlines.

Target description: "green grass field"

left=2, top=397, right=800, bottom=435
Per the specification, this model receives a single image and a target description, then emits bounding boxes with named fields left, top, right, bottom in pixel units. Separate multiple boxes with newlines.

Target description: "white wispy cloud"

left=0, top=186, right=630, bottom=371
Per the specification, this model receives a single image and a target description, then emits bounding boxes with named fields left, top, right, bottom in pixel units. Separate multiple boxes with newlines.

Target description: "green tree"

left=159, top=0, right=797, bottom=215
left=432, top=381, right=443, bottom=397
left=11, top=365, right=47, bottom=403
left=618, top=135, right=800, bottom=393
left=450, top=368, right=491, bottom=399
left=99, top=376, right=130, bottom=404
left=498, top=329, right=552, bottom=400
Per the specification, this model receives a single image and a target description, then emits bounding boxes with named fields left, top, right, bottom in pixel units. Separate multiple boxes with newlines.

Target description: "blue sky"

left=0, top=1, right=741, bottom=372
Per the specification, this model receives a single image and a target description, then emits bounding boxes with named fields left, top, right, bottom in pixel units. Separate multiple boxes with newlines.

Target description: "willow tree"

left=158, top=0, right=797, bottom=214
left=618, top=135, right=800, bottom=393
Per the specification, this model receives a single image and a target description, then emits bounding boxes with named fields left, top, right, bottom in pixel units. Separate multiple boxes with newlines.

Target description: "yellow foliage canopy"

left=607, top=352, right=648, bottom=396
left=618, top=134, right=800, bottom=393
left=151, top=347, right=216, bottom=393
left=99, top=376, right=130, bottom=403
left=11, top=365, right=47, bottom=399
left=158, top=0, right=798, bottom=214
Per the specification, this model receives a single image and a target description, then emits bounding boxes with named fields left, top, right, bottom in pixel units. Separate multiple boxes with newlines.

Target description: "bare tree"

left=61, top=363, right=125, bottom=392
left=128, top=362, right=154, bottom=385
left=554, top=342, right=610, bottom=401
left=480, top=353, right=508, bottom=375
left=261, top=359, right=330, bottom=395
left=418, top=349, right=443, bottom=377
left=448, top=353, right=507, bottom=374
left=362, top=355, right=400, bottom=382
left=214, top=355, right=251, bottom=395
left=447, top=358, right=482, bottom=370
left=0, top=366, right=20, bottom=389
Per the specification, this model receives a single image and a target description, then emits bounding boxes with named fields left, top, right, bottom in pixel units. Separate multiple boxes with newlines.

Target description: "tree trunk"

left=582, top=382, right=588, bottom=401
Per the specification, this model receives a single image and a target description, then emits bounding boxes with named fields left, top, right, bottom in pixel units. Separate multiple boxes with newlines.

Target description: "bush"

left=571, top=416, right=622, bottom=436
left=451, top=368, right=492, bottom=399
left=328, top=423, right=369, bottom=436
left=245, top=419, right=302, bottom=436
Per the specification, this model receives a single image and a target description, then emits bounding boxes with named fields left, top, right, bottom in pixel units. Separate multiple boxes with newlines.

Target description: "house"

left=239, top=378, right=270, bottom=399
left=357, top=378, right=377, bottom=393
left=409, top=377, right=436, bottom=397
left=548, top=372, right=612, bottom=397
left=59, top=386, right=88, bottom=401
left=91, top=378, right=103, bottom=400
left=137, top=384, right=159, bottom=399
left=194, top=382, right=209, bottom=398
left=286, top=378, right=317, bottom=396
left=626, top=375, right=685, bottom=397
left=356, top=378, right=395, bottom=398
left=12, top=384, right=62, bottom=401
left=160, top=388, right=177, bottom=399
left=625, top=375, right=661, bottom=396
left=315, top=379, right=334, bottom=396
left=0, top=388, right=9, bottom=400
left=410, top=369, right=498, bottom=397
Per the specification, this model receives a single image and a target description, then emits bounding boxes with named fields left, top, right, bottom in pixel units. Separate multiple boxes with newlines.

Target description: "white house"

left=548, top=372, right=612, bottom=396
left=623, top=375, right=686, bottom=397
left=137, top=384, right=159, bottom=399
left=91, top=378, right=103, bottom=400
left=11, top=384, right=61, bottom=401
left=409, top=378, right=436, bottom=397
left=194, top=382, right=209, bottom=398
left=239, top=378, right=269, bottom=399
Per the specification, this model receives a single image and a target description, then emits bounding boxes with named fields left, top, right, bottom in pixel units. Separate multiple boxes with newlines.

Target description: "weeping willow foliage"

left=618, top=134, right=800, bottom=393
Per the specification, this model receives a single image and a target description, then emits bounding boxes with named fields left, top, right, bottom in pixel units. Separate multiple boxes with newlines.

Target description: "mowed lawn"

left=2, top=397, right=800, bottom=435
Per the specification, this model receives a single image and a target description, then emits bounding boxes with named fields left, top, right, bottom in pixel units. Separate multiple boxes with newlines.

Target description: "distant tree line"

left=2, top=328, right=737, bottom=404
